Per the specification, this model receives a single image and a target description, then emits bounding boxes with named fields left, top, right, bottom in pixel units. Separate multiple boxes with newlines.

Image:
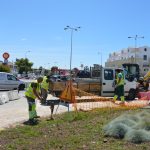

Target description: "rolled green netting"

left=125, top=129, right=150, bottom=144
left=103, top=110, right=150, bottom=143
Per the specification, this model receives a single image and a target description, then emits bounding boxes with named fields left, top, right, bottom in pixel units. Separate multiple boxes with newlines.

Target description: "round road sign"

left=3, top=52, right=10, bottom=59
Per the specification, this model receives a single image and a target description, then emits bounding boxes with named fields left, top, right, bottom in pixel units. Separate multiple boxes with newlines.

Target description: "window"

left=143, top=55, right=147, bottom=60
left=7, top=75, right=17, bottom=81
left=0, top=74, right=5, bottom=80
left=144, top=48, right=147, bottom=52
left=104, top=69, right=113, bottom=80
left=144, top=68, right=149, bottom=72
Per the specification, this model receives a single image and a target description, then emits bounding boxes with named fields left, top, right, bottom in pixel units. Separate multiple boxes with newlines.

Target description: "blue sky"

left=0, top=0, right=149, bottom=69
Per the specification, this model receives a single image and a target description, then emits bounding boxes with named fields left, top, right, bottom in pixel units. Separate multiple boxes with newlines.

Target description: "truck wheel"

left=127, top=89, right=136, bottom=101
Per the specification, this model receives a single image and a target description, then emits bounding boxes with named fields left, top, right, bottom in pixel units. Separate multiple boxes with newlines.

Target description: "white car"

left=0, top=72, right=25, bottom=90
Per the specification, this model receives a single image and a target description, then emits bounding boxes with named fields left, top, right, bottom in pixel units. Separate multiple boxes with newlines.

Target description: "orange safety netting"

left=59, top=80, right=150, bottom=111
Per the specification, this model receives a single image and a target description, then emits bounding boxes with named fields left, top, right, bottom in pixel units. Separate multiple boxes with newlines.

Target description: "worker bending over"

left=41, top=75, right=53, bottom=105
left=24, top=77, right=43, bottom=125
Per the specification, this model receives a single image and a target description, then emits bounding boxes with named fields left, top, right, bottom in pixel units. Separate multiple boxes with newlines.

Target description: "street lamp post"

left=128, top=35, right=144, bottom=63
left=64, top=26, right=81, bottom=79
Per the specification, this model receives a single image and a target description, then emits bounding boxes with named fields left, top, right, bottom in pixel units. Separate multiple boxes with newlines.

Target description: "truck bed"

left=52, top=80, right=101, bottom=96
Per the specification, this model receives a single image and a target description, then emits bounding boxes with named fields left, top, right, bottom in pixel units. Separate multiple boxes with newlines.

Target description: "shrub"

left=0, top=64, right=10, bottom=72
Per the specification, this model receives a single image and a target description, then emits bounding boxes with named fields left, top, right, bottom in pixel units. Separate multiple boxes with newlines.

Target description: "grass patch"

left=0, top=108, right=150, bottom=150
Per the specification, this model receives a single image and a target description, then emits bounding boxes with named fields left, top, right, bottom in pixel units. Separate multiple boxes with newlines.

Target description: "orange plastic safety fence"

left=59, top=81, right=150, bottom=112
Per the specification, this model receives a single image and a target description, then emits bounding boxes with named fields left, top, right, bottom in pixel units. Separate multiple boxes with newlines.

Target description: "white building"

left=105, top=46, right=150, bottom=76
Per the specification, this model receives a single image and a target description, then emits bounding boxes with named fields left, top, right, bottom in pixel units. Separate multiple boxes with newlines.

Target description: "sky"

left=0, top=0, right=149, bottom=69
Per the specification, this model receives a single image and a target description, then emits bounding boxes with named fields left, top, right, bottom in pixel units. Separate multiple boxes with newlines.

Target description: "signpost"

left=2, top=52, right=10, bottom=65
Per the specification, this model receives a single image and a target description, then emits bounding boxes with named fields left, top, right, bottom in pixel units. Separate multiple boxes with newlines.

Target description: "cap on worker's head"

left=139, top=77, right=144, bottom=81
left=116, top=68, right=123, bottom=72
left=37, top=77, right=43, bottom=83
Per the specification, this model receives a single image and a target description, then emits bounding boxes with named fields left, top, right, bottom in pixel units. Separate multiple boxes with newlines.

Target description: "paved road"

left=0, top=91, right=71, bottom=129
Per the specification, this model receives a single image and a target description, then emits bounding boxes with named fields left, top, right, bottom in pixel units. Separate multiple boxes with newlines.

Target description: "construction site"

left=40, top=62, right=150, bottom=145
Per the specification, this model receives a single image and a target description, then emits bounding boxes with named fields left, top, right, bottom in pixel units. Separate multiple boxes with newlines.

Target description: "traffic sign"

left=3, top=52, right=10, bottom=59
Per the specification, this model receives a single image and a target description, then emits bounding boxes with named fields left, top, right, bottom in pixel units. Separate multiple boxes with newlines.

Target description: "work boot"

left=23, top=119, right=38, bottom=125
left=29, top=119, right=38, bottom=125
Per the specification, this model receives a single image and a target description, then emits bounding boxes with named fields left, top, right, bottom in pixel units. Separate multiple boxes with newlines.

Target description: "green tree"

left=15, top=58, right=33, bottom=74
left=0, top=64, right=10, bottom=72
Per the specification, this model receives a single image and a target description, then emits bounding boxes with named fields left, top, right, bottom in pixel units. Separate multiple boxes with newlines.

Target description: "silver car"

left=0, top=72, right=25, bottom=90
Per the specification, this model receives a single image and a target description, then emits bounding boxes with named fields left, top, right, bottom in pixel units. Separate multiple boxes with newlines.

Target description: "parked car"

left=50, top=75, right=62, bottom=82
left=0, top=72, right=25, bottom=90
left=50, top=75, right=73, bottom=82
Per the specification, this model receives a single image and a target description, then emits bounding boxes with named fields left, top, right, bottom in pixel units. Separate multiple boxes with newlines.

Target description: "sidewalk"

left=0, top=92, right=71, bottom=129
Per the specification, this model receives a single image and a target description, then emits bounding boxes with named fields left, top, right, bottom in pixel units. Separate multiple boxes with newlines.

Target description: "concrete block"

left=8, top=90, right=20, bottom=101
left=0, top=92, right=9, bottom=105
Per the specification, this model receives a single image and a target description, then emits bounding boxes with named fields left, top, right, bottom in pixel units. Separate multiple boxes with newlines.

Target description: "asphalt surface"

left=0, top=91, right=71, bottom=129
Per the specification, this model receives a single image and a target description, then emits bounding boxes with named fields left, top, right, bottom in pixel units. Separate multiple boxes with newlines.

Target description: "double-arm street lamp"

left=128, top=35, right=144, bottom=63
left=64, top=26, right=81, bottom=79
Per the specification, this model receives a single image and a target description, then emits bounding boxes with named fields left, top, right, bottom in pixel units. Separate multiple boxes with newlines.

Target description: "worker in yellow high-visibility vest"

left=113, top=69, right=125, bottom=104
left=24, top=77, right=43, bottom=125
left=41, top=75, right=53, bottom=105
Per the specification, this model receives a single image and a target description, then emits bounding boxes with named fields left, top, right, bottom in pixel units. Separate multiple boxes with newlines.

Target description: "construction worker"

left=24, top=77, right=43, bottom=125
left=41, top=75, right=53, bottom=105
left=113, top=69, right=125, bottom=104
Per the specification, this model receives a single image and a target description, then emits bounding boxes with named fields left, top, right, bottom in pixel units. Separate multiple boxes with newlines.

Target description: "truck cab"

left=122, top=63, right=140, bottom=80
left=101, top=68, right=137, bottom=100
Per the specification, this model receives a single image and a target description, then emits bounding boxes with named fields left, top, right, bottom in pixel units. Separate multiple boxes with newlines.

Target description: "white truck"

left=101, top=67, right=136, bottom=100
left=52, top=67, right=137, bottom=100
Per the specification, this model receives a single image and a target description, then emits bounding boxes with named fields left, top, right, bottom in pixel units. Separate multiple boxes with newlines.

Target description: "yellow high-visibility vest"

left=25, top=82, right=40, bottom=99
left=116, top=72, right=124, bottom=86
left=41, top=76, right=49, bottom=90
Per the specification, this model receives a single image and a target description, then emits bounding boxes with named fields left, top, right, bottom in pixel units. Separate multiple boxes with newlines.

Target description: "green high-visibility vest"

left=116, top=72, right=124, bottom=86
left=25, top=82, right=40, bottom=99
left=41, top=76, right=49, bottom=90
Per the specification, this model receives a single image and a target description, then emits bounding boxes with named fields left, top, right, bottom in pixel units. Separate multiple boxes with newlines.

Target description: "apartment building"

left=105, top=46, right=150, bottom=76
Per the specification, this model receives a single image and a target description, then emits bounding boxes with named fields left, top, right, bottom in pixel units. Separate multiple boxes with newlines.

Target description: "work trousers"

left=114, top=85, right=125, bottom=102
left=26, top=96, right=37, bottom=120
left=41, top=88, right=48, bottom=104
